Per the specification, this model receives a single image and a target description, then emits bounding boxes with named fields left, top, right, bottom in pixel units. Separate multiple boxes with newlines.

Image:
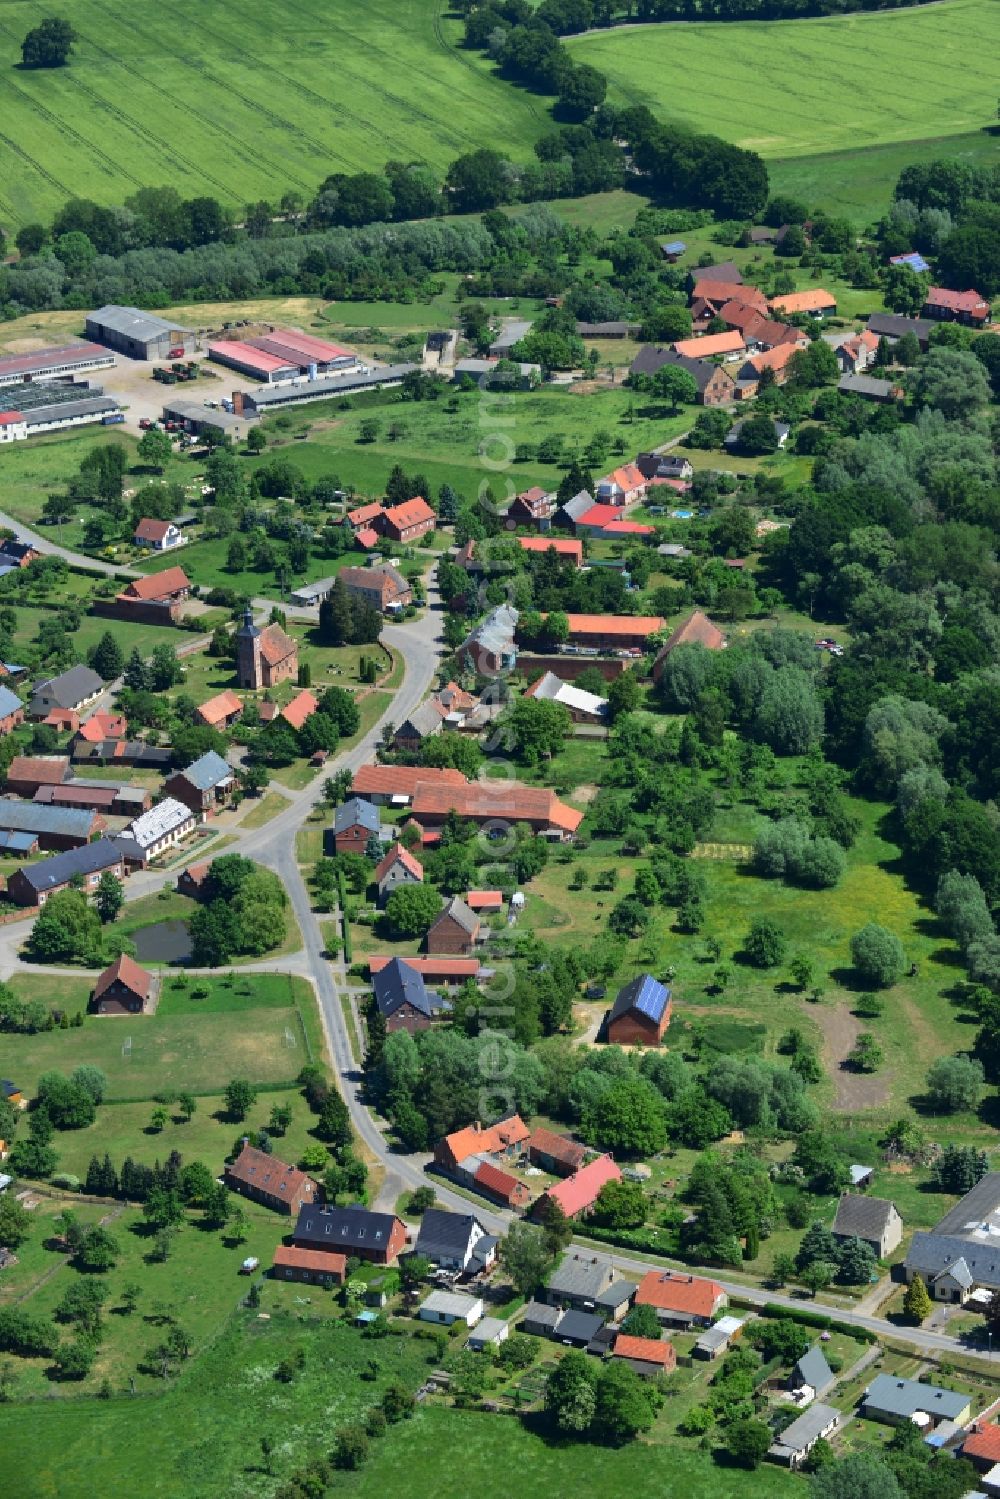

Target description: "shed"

left=418, top=1289, right=483, bottom=1328
left=467, top=1316, right=510, bottom=1351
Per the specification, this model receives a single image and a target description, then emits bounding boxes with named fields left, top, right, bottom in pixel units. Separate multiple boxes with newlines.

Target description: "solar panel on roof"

left=633, top=975, right=670, bottom=1022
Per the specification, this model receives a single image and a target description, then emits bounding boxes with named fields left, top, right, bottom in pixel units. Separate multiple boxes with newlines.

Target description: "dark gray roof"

left=838, top=374, right=897, bottom=398
left=560, top=490, right=594, bottom=523
left=521, top=1300, right=563, bottom=1331
left=610, top=974, right=671, bottom=1027
left=0, top=801, right=97, bottom=838
left=32, top=664, right=103, bottom=709
left=596, top=1279, right=636, bottom=1309
left=692, top=261, right=743, bottom=283
left=177, top=750, right=233, bottom=792
left=247, top=363, right=418, bottom=410
left=795, top=1345, right=834, bottom=1392
left=470, top=1234, right=498, bottom=1266
left=334, top=797, right=381, bottom=836
left=294, top=1204, right=400, bottom=1252
left=433, top=896, right=479, bottom=937
left=372, top=957, right=443, bottom=1021
left=866, top=312, right=933, bottom=341
left=12, top=836, right=125, bottom=893
left=928, top=1172, right=1000, bottom=1236
left=548, top=1253, right=612, bottom=1302
left=398, top=701, right=443, bottom=740
left=725, top=418, right=789, bottom=447
left=556, top=1309, right=605, bottom=1343
left=770, top=1403, right=840, bottom=1457
left=25, top=396, right=120, bottom=427
left=832, top=1193, right=898, bottom=1241
left=864, top=1373, right=968, bottom=1421
left=630, top=346, right=729, bottom=394
left=906, top=1232, right=1000, bottom=1290
left=576, top=322, right=634, bottom=337
left=414, top=1208, right=487, bottom=1261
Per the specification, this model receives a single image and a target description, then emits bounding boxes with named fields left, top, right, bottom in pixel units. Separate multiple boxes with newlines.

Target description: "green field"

left=0, top=0, right=545, bottom=226
left=569, top=0, right=1000, bottom=159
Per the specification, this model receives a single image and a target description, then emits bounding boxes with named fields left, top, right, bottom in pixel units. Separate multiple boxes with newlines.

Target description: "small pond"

left=132, top=919, right=193, bottom=964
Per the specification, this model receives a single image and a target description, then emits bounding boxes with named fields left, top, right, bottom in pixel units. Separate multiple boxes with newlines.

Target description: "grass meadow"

left=569, top=0, right=1000, bottom=160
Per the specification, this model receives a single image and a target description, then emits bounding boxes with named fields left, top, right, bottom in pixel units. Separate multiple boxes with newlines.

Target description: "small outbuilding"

left=418, top=1290, right=484, bottom=1328
left=467, top=1315, right=510, bottom=1351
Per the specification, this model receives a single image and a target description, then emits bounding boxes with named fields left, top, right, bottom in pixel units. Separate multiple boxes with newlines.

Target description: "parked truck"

left=101, top=412, right=125, bottom=425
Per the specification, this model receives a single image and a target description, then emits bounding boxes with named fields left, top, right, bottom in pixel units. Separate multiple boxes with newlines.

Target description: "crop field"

left=568, top=0, right=1000, bottom=159
left=0, top=0, right=545, bottom=227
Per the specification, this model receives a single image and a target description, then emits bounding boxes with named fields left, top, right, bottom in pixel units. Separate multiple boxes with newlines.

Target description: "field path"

left=812, top=1000, right=891, bottom=1111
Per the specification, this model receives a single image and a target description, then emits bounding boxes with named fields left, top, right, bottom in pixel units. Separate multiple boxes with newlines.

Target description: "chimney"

left=232, top=390, right=244, bottom=415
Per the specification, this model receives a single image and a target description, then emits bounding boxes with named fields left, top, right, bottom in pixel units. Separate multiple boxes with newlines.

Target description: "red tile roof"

left=562, top=613, right=665, bottom=637
left=963, top=1423, right=1000, bottom=1463
left=444, top=1116, right=530, bottom=1166
left=197, top=689, right=243, bottom=726
left=77, top=712, right=126, bottom=743
left=474, top=1159, right=527, bottom=1203
left=226, top=1143, right=314, bottom=1203
left=465, top=890, right=503, bottom=912
left=93, top=952, right=152, bottom=1003
left=635, top=1270, right=725, bottom=1317
left=925, top=286, right=991, bottom=318
left=613, top=1334, right=674, bottom=1366
left=348, top=502, right=385, bottom=527
left=374, top=841, right=424, bottom=884
left=382, top=496, right=435, bottom=532
left=353, top=764, right=468, bottom=798
left=134, top=518, right=173, bottom=544
left=280, top=690, right=317, bottom=730
left=602, top=520, right=656, bottom=537
left=7, top=755, right=69, bottom=786
left=527, top=1127, right=586, bottom=1171
left=356, top=527, right=380, bottom=549
left=747, top=342, right=802, bottom=376
left=517, top=536, right=583, bottom=563
left=259, top=622, right=297, bottom=668
left=603, top=462, right=646, bottom=493
left=658, top=610, right=726, bottom=654
left=0, top=412, right=23, bottom=426
left=368, top=955, right=479, bottom=978
left=694, top=280, right=768, bottom=311
left=673, top=330, right=745, bottom=359
left=409, top=779, right=583, bottom=835
left=542, top=1154, right=621, bottom=1217
left=124, top=566, right=190, bottom=601
left=769, top=288, right=836, bottom=315
left=273, top=1244, right=347, bottom=1277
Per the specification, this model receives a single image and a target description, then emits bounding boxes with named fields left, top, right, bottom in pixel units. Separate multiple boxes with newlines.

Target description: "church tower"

left=235, top=606, right=262, bottom=689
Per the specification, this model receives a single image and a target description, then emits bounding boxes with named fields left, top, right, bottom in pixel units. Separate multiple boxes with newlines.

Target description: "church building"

left=235, top=607, right=298, bottom=691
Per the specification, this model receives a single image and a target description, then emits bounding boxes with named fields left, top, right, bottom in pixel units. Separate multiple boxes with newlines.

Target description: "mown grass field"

left=568, top=0, right=1000, bottom=160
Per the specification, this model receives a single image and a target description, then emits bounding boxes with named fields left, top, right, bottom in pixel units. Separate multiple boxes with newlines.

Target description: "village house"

left=74, top=711, right=127, bottom=747
left=236, top=607, right=298, bottom=690
left=634, top=1270, right=727, bottom=1328
left=630, top=346, right=735, bottom=407
left=90, top=953, right=153, bottom=1016
left=836, top=330, right=880, bottom=374
left=546, top=1252, right=613, bottom=1310
left=196, top=689, right=243, bottom=731
left=346, top=500, right=385, bottom=534
left=719, top=303, right=807, bottom=353
left=339, top=563, right=412, bottom=613
left=527, top=1127, right=586, bottom=1177
left=414, top=1207, right=494, bottom=1272
left=2, top=1080, right=26, bottom=1110
left=652, top=610, right=726, bottom=682
left=725, top=418, right=789, bottom=452
left=861, top=1373, right=970, bottom=1429
left=7, top=838, right=128, bottom=907
left=568, top=505, right=655, bottom=541
left=117, top=565, right=191, bottom=609
left=508, top=486, right=556, bottom=529
left=831, top=1194, right=902, bottom=1258
left=374, top=841, right=423, bottom=905
left=272, top=1245, right=346, bottom=1287
left=379, top=496, right=435, bottom=544
left=905, top=1173, right=1000, bottom=1302
left=962, top=1421, right=1000, bottom=1470
left=368, top=955, right=481, bottom=984
left=126, top=798, right=197, bottom=863
left=434, top=1114, right=530, bottom=1174
left=0, top=537, right=38, bottom=568
left=28, top=665, right=103, bottom=720
left=736, top=343, right=802, bottom=392
left=769, top=1404, right=842, bottom=1468
left=611, top=1334, right=676, bottom=1379
left=225, top=1143, right=318, bottom=1215
left=426, top=895, right=481, bottom=955
left=133, top=517, right=187, bottom=551
left=460, top=604, right=519, bottom=676
left=636, top=452, right=693, bottom=483
left=418, top=1290, right=483, bottom=1328
left=176, top=861, right=210, bottom=899
left=164, top=749, right=234, bottom=819
left=692, top=281, right=768, bottom=320
left=392, top=700, right=445, bottom=751
left=0, top=685, right=24, bottom=735
left=372, top=956, right=446, bottom=1033
left=534, top=1154, right=621, bottom=1223
left=605, top=973, right=672, bottom=1046
left=333, top=796, right=381, bottom=856
left=292, top=1204, right=407, bottom=1265
left=922, top=286, right=991, bottom=325
left=788, top=1345, right=834, bottom=1405
left=769, top=288, right=837, bottom=319
left=595, top=462, right=647, bottom=508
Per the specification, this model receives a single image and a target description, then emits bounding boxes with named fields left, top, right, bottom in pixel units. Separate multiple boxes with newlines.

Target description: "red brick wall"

left=426, top=915, right=475, bottom=955
left=607, top=1010, right=667, bottom=1046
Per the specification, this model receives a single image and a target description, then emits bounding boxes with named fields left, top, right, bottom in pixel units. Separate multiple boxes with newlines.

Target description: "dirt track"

left=812, top=1000, right=890, bottom=1111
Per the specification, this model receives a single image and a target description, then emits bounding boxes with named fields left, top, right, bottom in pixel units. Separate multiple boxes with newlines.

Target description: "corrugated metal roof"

left=0, top=801, right=97, bottom=838
left=88, top=305, right=191, bottom=341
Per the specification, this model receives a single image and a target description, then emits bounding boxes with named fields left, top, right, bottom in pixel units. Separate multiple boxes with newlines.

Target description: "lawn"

left=0, top=0, right=547, bottom=226
left=568, top=0, right=1000, bottom=160
left=1, top=988, right=313, bottom=1100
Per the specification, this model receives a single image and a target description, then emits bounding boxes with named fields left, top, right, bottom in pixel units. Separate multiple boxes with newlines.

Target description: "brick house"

left=5, top=755, right=70, bottom=797
left=556, top=614, right=665, bottom=652
left=605, top=973, right=672, bottom=1046
left=0, top=685, right=24, bottom=735
left=225, top=1143, right=317, bottom=1216
left=272, top=1244, right=347, bottom=1287
left=629, top=346, right=734, bottom=406
left=508, top=487, right=556, bottom=530
left=333, top=796, right=381, bottom=856
left=164, top=750, right=234, bottom=819
left=635, top=1271, right=727, bottom=1328
left=372, top=956, right=446, bottom=1034
left=91, top=953, right=153, bottom=1015
left=379, top=496, right=435, bottom=543
left=472, top=1159, right=533, bottom=1209
left=534, top=1154, right=621, bottom=1222
left=611, top=1334, right=677, bottom=1378
left=922, top=286, right=992, bottom=325
left=435, top=1115, right=530, bottom=1174
left=339, top=564, right=412, bottom=613
left=426, top=895, right=480, bottom=955
left=7, top=838, right=128, bottom=907
left=292, top=1205, right=407, bottom=1265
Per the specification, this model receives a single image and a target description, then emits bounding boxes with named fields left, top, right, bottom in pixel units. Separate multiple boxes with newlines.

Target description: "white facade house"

left=127, top=798, right=196, bottom=861
left=0, top=413, right=27, bottom=443
left=417, top=1290, right=484, bottom=1328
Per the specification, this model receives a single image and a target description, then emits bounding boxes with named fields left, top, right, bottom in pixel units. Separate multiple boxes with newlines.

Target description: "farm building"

left=28, top=665, right=103, bottom=720
left=866, top=312, right=934, bottom=348
left=86, top=306, right=195, bottom=360
left=435, top=1115, right=529, bottom=1174
left=409, top=779, right=582, bottom=841
left=525, top=671, right=606, bottom=724
left=367, top=956, right=480, bottom=984
left=245, top=363, right=418, bottom=413
left=160, top=399, right=255, bottom=442
left=534, top=1154, right=621, bottom=1222
left=554, top=613, right=665, bottom=652
left=629, top=346, right=735, bottom=406
left=527, top=1127, right=586, bottom=1177
left=769, top=289, right=837, bottom=318
left=838, top=374, right=901, bottom=402
left=271, top=1245, right=346, bottom=1286
left=0, top=342, right=115, bottom=385
left=225, top=1143, right=317, bottom=1216
left=922, top=287, right=991, bottom=325
left=0, top=382, right=123, bottom=439
left=611, top=1334, right=676, bottom=1378
left=5, top=755, right=70, bottom=797
left=6, top=838, right=129, bottom=907
left=90, top=953, right=153, bottom=1016
left=0, top=801, right=103, bottom=852
left=469, top=1159, right=532, bottom=1209
left=605, top=973, right=672, bottom=1045
left=468, top=1317, right=509, bottom=1350
left=351, top=764, right=468, bottom=806
left=652, top=610, right=726, bottom=681
left=292, top=1205, right=407, bottom=1265
left=118, top=566, right=191, bottom=610
left=208, top=328, right=359, bottom=382
left=517, top=535, right=583, bottom=566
